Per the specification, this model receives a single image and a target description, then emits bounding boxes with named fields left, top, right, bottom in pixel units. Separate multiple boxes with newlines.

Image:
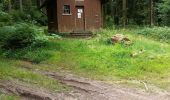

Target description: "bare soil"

left=0, top=80, right=76, bottom=100
left=0, top=62, right=170, bottom=100
left=44, top=71, right=170, bottom=100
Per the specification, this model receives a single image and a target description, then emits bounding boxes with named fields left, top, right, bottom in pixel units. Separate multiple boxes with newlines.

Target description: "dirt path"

left=1, top=62, right=170, bottom=100
left=44, top=71, right=170, bottom=100
left=0, top=80, right=77, bottom=100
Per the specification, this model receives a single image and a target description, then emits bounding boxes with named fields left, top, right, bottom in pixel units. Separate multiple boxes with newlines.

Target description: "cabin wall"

left=50, top=0, right=103, bottom=33
left=57, top=0, right=75, bottom=33
left=84, top=0, right=102, bottom=31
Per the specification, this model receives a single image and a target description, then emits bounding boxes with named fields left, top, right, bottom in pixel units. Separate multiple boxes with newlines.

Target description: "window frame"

left=63, top=5, right=72, bottom=15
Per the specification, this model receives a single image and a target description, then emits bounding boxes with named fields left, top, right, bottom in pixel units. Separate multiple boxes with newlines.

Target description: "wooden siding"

left=46, top=0, right=103, bottom=33
left=57, top=0, right=75, bottom=32
left=84, top=0, right=102, bottom=31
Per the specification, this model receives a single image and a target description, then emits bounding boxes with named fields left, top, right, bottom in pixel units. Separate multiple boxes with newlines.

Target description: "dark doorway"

left=47, top=0, right=57, bottom=32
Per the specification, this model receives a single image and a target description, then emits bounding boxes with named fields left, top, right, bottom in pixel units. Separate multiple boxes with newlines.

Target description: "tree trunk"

left=19, top=0, right=23, bottom=12
left=150, top=0, right=154, bottom=26
left=122, top=0, right=127, bottom=27
left=8, top=0, right=12, bottom=12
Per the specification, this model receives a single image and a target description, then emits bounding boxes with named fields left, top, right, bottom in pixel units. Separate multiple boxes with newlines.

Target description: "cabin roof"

left=40, top=0, right=108, bottom=9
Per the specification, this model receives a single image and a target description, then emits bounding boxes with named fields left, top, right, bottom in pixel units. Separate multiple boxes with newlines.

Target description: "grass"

left=0, top=27, right=170, bottom=91
left=0, top=58, right=68, bottom=92
left=31, top=28, right=170, bottom=88
left=0, top=92, right=18, bottom=100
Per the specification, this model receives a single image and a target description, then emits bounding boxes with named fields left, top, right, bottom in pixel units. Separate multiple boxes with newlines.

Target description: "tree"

left=122, top=0, right=127, bottom=27
left=19, top=0, right=23, bottom=12
left=150, top=0, right=154, bottom=26
left=157, top=0, right=170, bottom=25
left=8, top=0, right=12, bottom=12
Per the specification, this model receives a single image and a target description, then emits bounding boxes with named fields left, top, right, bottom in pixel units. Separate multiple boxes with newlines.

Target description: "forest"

left=104, top=0, right=170, bottom=27
left=0, top=0, right=170, bottom=100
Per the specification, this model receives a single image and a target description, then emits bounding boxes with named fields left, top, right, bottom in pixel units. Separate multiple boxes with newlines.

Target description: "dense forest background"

left=0, top=0, right=47, bottom=26
left=0, top=0, right=170, bottom=27
left=104, top=0, right=170, bottom=27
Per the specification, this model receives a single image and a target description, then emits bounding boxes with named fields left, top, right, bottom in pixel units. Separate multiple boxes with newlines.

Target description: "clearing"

left=0, top=28, right=170, bottom=100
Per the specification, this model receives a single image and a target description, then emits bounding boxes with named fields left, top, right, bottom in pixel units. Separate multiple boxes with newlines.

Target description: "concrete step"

left=68, top=31, right=93, bottom=38
left=70, top=31, right=93, bottom=36
left=55, top=31, right=94, bottom=38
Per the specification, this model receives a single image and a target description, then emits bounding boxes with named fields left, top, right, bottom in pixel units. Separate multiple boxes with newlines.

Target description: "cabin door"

left=75, top=6, right=85, bottom=31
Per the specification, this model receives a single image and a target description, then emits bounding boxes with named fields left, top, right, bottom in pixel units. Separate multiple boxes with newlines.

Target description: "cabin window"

left=63, top=5, right=71, bottom=14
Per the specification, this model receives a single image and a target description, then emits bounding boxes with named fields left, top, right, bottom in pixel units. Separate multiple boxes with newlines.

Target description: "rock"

left=131, top=49, right=145, bottom=57
left=111, top=34, right=131, bottom=44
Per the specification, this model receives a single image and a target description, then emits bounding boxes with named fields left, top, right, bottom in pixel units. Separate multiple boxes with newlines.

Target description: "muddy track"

left=43, top=71, right=170, bottom=100
left=23, top=63, right=170, bottom=100
left=1, top=62, right=169, bottom=100
left=0, top=80, right=78, bottom=100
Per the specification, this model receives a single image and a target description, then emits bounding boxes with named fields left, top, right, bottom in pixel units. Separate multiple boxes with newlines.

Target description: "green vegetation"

left=137, top=27, right=170, bottom=43
left=0, top=23, right=47, bottom=49
left=104, top=0, right=170, bottom=26
left=0, top=3, right=70, bottom=97
left=11, top=27, right=168, bottom=89
left=0, top=0, right=47, bottom=26
left=0, top=8, right=50, bottom=64
left=0, top=23, right=169, bottom=89
left=0, top=11, right=12, bottom=26
left=0, top=58, right=68, bottom=92
left=0, top=23, right=50, bottom=63
left=0, top=0, right=170, bottom=98
left=0, top=92, right=18, bottom=100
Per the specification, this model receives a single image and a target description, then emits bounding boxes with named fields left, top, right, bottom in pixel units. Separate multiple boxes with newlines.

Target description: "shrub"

left=0, top=23, right=48, bottom=50
left=9, top=10, right=27, bottom=22
left=0, top=26, right=16, bottom=47
left=0, top=23, right=50, bottom=63
left=0, top=11, right=12, bottom=26
left=9, top=9, right=47, bottom=25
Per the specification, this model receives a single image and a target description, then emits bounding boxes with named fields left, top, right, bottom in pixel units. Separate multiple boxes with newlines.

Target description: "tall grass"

left=34, top=28, right=170, bottom=88
left=136, top=26, right=170, bottom=43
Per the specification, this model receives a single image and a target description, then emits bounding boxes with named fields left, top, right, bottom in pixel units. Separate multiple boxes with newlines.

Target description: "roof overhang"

left=40, top=0, right=109, bottom=9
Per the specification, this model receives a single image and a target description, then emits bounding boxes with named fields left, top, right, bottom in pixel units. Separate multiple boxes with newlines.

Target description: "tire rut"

left=0, top=80, right=80, bottom=100
left=18, top=62, right=170, bottom=100
left=43, top=72, right=170, bottom=100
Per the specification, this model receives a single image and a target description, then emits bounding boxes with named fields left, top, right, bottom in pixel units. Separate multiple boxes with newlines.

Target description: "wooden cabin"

left=41, top=0, right=107, bottom=33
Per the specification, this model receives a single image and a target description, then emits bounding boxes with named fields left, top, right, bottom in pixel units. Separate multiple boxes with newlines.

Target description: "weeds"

left=137, top=26, right=170, bottom=42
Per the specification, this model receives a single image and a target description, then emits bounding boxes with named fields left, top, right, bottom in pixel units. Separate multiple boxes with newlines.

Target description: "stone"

left=111, top=34, right=131, bottom=44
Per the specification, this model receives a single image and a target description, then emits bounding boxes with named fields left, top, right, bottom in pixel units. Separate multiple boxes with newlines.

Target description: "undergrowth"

left=136, top=26, right=170, bottom=43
